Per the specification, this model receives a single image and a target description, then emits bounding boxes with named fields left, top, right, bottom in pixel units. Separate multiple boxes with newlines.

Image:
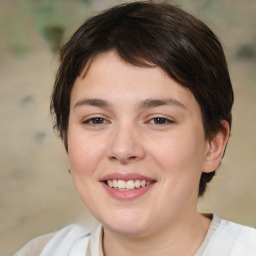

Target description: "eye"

left=149, top=117, right=174, bottom=125
left=83, top=117, right=108, bottom=125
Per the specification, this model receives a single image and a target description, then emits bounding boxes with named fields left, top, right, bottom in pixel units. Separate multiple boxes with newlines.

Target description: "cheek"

left=149, top=135, right=196, bottom=168
left=148, top=131, right=206, bottom=183
left=67, top=129, right=106, bottom=175
left=152, top=135, right=205, bottom=204
left=67, top=130, right=106, bottom=210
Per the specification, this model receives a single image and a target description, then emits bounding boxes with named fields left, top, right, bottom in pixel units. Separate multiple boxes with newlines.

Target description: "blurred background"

left=0, top=0, right=255, bottom=255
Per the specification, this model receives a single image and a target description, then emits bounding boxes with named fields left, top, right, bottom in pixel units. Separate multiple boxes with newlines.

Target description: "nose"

left=107, top=125, right=145, bottom=164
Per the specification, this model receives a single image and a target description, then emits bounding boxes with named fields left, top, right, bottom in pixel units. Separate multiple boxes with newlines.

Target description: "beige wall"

left=1, top=1, right=256, bottom=255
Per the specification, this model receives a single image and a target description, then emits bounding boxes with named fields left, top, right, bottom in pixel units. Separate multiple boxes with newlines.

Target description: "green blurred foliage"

left=32, top=0, right=89, bottom=52
left=234, top=44, right=256, bottom=61
left=1, top=0, right=90, bottom=55
left=40, top=25, right=65, bottom=52
left=1, top=0, right=256, bottom=63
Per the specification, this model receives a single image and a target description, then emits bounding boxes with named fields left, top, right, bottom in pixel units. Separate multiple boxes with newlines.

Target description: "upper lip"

left=100, top=172, right=156, bottom=182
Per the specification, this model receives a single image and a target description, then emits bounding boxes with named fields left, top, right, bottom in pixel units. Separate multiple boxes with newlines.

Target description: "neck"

left=103, top=212, right=211, bottom=256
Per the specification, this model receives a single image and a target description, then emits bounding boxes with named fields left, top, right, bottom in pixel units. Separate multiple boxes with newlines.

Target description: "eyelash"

left=82, top=117, right=108, bottom=125
left=82, top=116, right=174, bottom=126
left=148, top=117, right=174, bottom=125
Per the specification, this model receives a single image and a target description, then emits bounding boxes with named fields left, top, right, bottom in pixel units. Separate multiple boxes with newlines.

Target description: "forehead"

left=71, top=51, right=199, bottom=111
left=80, top=51, right=158, bottom=84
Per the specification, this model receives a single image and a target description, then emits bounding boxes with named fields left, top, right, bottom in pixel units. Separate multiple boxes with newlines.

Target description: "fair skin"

left=67, top=51, right=229, bottom=256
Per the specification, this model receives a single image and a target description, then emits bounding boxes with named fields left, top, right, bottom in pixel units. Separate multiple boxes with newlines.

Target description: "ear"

left=202, top=121, right=230, bottom=173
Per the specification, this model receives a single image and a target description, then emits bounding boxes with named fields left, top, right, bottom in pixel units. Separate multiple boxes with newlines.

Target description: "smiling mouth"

left=104, top=179, right=154, bottom=190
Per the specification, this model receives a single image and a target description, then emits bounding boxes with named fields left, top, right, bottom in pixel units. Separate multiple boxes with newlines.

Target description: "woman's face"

left=67, top=51, right=212, bottom=237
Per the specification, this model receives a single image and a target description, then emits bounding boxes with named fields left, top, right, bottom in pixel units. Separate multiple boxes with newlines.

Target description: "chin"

left=105, top=221, right=148, bottom=237
left=100, top=210, right=151, bottom=237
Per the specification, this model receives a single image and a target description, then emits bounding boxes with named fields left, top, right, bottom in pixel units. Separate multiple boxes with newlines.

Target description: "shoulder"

left=218, top=218, right=256, bottom=246
left=14, top=224, right=91, bottom=256
left=204, top=215, right=256, bottom=256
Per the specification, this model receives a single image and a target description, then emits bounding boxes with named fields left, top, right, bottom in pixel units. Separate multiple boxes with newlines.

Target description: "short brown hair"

left=51, top=1, right=234, bottom=196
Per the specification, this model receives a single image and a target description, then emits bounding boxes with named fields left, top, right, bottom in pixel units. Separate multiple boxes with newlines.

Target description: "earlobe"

left=203, top=121, right=230, bottom=173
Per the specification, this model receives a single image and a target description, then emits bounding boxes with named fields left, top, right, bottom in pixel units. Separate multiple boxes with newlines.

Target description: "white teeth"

left=106, top=179, right=152, bottom=190
left=135, top=180, right=141, bottom=188
left=107, top=180, right=113, bottom=187
left=141, top=180, right=146, bottom=187
left=126, top=180, right=135, bottom=189
left=117, top=180, right=126, bottom=189
left=113, top=179, right=118, bottom=188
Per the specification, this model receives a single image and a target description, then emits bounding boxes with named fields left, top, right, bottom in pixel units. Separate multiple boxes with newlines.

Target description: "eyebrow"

left=73, top=98, right=186, bottom=110
left=74, top=98, right=111, bottom=109
left=138, top=98, right=187, bottom=110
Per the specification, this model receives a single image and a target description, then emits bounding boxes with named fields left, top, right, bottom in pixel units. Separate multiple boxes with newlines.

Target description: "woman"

left=15, top=1, right=256, bottom=255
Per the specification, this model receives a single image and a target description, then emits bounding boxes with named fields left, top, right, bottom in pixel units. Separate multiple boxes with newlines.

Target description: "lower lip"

left=101, top=182, right=155, bottom=200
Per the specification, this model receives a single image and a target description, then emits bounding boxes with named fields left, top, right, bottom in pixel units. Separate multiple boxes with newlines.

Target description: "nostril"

left=107, top=136, right=145, bottom=163
left=108, top=154, right=137, bottom=161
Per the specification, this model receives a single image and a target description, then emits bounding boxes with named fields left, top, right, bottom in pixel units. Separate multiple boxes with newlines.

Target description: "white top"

left=14, top=214, right=256, bottom=256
